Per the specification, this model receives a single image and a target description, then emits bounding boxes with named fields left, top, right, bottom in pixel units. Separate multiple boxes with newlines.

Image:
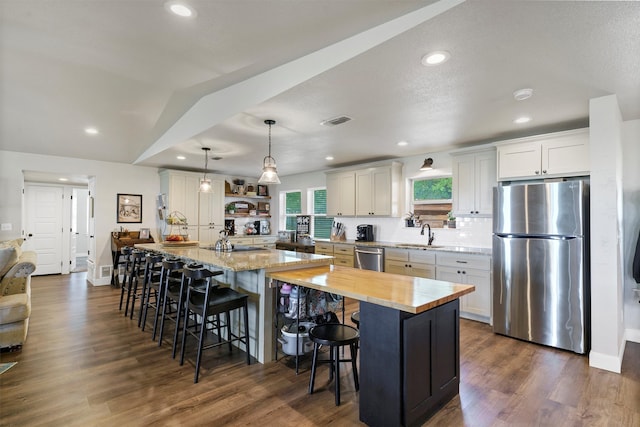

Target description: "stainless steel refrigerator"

left=492, top=180, right=590, bottom=354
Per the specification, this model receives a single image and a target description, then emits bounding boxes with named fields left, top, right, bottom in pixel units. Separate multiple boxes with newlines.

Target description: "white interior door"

left=24, top=184, right=63, bottom=275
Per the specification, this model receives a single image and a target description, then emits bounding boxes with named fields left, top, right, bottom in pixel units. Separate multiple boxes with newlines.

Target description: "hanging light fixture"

left=199, top=147, right=212, bottom=192
left=420, top=157, right=434, bottom=171
left=258, top=119, right=281, bottom=184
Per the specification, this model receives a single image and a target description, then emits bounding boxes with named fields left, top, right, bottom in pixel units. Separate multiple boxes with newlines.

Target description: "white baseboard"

left=589, top=339, right=626, bottom=373
left=625, top=328, right=640, bottom=343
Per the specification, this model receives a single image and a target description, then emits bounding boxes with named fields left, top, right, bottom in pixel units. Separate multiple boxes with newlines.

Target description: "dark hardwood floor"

left=1, top=273, right=638, bottom=426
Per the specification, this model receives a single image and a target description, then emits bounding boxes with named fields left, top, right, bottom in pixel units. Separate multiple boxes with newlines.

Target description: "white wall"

left=0, top=150, right=160, bottom=285
left=588, top=95, right=625, bottom=372
left=277, top=151, right=492, bottom=248
left=622, top=119, right=640, bottom=342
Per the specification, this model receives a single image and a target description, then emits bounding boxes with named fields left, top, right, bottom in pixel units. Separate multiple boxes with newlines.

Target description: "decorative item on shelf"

left=257, top=184, right=269, bottom=196
left=232, top=179, right=245, bottom=195
left=405, top=212, right=416, bottom=227
left=447, top=211, right=457, bottom=229
left=257, top=202, right=270, bottom=214
left=258, top=119, right=281, bottom=184
left=246, top=183, right=256, bottom=196
left=225, top=204, right=236, bottom=215
left=225, top=181, right=232, bottom=194
left=199, top=147, right=212, bottom=192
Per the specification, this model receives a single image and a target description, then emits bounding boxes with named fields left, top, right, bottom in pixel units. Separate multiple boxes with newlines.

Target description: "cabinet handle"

left=470, top=210, right=473, bottom=214
left=535, top=170, right=540, bottom=175
left=542, top=170, right=547, bottom=174
left=456, top=260, right=468, bottom=264
left=462, top=271, right=466, bottom=274
left=457, top=270, right=461, bottom=274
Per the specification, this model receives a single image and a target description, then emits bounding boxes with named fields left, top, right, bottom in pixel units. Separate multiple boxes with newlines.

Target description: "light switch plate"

left=1, top=223, right=12, bottom=231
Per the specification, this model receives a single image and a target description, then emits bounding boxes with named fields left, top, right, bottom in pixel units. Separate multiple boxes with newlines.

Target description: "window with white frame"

left=410, top=176, right=452, bottom=228
left=281, top=190, right=302, bottom=231
left=308, top=187, right=333, bottom=239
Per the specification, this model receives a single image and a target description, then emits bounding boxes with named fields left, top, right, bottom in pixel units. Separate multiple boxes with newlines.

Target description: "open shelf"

left=225, top=193, right=271, bottom=199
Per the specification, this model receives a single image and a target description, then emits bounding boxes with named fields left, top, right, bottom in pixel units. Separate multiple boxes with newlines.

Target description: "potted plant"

left=405, top=212, right=416, bottom=227
left=226, top=204, right=235, bottom=215
left=447, top=211, right=456, bottom=228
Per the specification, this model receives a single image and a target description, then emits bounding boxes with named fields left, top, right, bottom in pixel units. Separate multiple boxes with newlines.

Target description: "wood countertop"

left=267, top=265, right=475, bottom=314
left=134, top=243, right=332, bottom=272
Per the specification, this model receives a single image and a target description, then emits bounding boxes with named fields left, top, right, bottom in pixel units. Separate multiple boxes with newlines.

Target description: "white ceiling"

left=2, top=0, right=639, bottom=182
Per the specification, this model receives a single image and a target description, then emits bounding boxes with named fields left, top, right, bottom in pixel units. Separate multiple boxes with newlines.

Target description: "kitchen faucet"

left=420, top=223, right=435, bottom=246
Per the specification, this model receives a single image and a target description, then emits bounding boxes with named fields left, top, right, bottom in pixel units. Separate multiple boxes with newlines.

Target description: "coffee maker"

left=356, top=224, right=374, bottom=241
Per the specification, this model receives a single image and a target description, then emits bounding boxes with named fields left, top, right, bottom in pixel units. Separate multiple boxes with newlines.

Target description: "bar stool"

left=308, top=323, right=359, bottom=406
left=124, top=250, right=148, bottom=319
left=138, top=253, right=164, bottom=329
left=119, top=250, right=144, bottom=317
left=117, top=247, right=133, bottom=310
left=351, top=311, right=360, bottom=328
left=157, top=259, right=186, bottom=354
left=179, top=266, right=250, bottom=383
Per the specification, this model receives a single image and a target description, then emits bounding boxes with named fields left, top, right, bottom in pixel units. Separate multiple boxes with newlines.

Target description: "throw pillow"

left=0, top=238, right=23, bottom=259
left=0, top=246, right=18, bottom=277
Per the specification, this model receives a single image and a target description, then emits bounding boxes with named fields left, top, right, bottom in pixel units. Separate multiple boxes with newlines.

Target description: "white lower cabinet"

left=385, top=248, right=436, bottom=279
left=435, top=252, right=491, bottom=324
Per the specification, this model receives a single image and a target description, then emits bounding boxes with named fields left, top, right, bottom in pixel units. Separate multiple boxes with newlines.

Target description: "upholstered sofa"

left=0, top=239, right=37, bottom=351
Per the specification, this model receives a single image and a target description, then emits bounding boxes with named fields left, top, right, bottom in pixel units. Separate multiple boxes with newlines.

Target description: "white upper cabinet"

left=326, top=171, right=356, bottom=216
left=496, top=128, right=589, bottom=181
left=451, top=149, right=496, bottom=217
left=328, top=162, right=402, bottom=217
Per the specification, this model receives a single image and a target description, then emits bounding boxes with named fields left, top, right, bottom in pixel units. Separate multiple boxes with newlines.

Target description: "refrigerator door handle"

left=495, top=233, right=578, bottom=240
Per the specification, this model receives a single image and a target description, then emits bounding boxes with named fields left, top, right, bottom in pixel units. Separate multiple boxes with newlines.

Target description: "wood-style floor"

left=1, top=273, right=638, bottom=426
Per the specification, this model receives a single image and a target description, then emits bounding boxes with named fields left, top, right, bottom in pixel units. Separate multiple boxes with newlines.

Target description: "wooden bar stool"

left=156, top=259, right=185, bottom=354
left=121, top=250, right=145, bottom=317
left=179, top=266, right=250, bottom=383
left=139, top=254, right=165, bottom=329
left=117, top=247, right=133, bottom=310
left=308, top=323, right=359, bottom=406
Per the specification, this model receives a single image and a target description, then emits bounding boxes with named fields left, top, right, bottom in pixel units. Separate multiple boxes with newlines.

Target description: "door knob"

left=28, top=233, right=33, bottom=237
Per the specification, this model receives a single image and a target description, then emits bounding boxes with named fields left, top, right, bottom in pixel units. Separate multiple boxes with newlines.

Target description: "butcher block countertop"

left=134, top=243, right=332, bottom=272
left=267, top=264, right=475, bottom=314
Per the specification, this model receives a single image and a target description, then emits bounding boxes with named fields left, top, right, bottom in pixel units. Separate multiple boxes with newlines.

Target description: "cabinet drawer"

left=334, top=256, right=354, bottom=267
left=253, top=236, right=276, bottom=244
left=333, top=244, right=354, bottom=255
left=386, top=248, right=409, bottom=262
left=385, top=259, right=407, bottom=274
left=315, top=242, right=334, bottom=253
left=407, top=250, right=436, bottom=264
left=230, top=237, right=253, bottom=245
left=410, top=263, right=436, bottom=279
left=436, top=252, right=490, bottom=270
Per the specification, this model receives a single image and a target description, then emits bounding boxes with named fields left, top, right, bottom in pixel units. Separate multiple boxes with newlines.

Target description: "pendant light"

left=258, top=119, right=281, bottom=184
left=199, top=147, right=212, bottom=192
left=420, top=157, right=434, bottom=171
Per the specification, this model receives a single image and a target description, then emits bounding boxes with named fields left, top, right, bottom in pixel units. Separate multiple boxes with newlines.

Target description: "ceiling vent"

left=321, top=116, right=352, bottom=126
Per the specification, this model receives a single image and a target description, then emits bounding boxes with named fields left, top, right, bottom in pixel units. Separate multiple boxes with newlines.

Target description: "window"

left=282, top=190, right=301, bottom=231
left=309, top=188, right=333, bottom=239
left=411, top=176, right=452, bottom=227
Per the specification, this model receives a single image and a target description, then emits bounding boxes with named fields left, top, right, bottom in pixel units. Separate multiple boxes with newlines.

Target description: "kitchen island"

left=135, top=243, right=333, bottom=363
left=267, top=265, right=474, bottom=427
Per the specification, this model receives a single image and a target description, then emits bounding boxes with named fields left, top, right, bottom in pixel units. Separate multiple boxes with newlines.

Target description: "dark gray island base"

left=359, top=299, right=460, bottom=427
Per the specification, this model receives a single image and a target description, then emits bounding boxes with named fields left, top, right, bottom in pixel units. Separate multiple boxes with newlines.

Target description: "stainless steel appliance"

left=356, top=224, right=374, bottom=242
left=355, top=246, right=384, bottom=272
left=492, top=180, right=590, bottom=354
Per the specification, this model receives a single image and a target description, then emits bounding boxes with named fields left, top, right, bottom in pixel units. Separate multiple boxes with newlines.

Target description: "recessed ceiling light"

left=513, top=88, right=533, bottom=101
left=514, top=116, right=532, bottom=124
left=84, top=127, right=99, bottom=135
left=58, top=178, right=68, bottom=182
left=325, top=156, right=334, bottom=161
left=165, top=2, right=196, bottom=18
left=421, top=51, right=450, bottom=66
left=176, top=155, right=186, bottom=160
left=397, top=141, right=409, bottom=147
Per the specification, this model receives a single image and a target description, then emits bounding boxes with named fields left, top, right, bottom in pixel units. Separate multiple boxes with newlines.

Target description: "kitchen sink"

left=395, top=244, right=444, bottom=249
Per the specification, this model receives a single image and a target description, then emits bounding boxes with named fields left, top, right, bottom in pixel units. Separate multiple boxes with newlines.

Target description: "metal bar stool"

left=308, top=323, right=360, bottom=406
left=138, top=253, right=164, bottom=328
left=179, top=266, right=250, bottom=383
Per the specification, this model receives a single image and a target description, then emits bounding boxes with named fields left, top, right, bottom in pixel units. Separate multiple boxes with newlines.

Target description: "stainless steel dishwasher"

left=355, top=246, right=384, bottom=272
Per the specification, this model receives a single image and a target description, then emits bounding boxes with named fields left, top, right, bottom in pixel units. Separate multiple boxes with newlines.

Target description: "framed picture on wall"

left=117, top=193, right=142, bottom=223
left=257, top=185, right=269, bottom=196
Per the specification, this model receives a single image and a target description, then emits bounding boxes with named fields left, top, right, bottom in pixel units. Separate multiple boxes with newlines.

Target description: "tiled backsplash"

left=334, top=216, right=493, bottom=248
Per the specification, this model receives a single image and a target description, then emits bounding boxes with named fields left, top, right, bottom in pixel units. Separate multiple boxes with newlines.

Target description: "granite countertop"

left=268, top=264, right=475, bottom=314
left=134, top=243, right=332, bottom=272
left=314, top=239, right=492, bottom=256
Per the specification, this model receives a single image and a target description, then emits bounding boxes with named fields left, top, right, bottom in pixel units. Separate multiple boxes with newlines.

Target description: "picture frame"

left=257, top=184, right=269, bottom=196
left=117, top=193, right=142, bottom=223
left=139, top=228, right=150, bottom=239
